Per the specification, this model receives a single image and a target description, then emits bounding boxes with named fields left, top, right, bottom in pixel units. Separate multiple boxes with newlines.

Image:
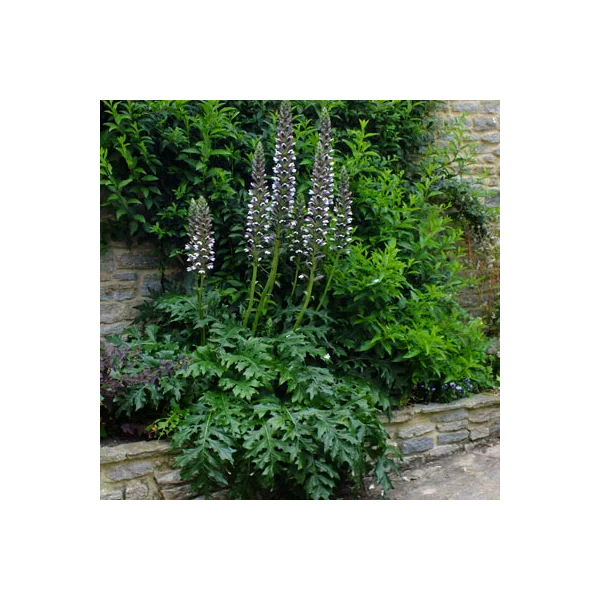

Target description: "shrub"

left=170, top=320, right=398, bottom=499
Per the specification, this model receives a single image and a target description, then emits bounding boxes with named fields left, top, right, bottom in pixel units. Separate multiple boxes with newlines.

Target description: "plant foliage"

left=100, top=100, right=497, bottom=499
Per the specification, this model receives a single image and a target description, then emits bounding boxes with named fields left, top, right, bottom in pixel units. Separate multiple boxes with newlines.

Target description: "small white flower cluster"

left=331, top=166, right=353, bottom=254
left=243, top=104, right=350, bottom=275
left=186, top=197, right=215, bottom=275
left=271, top=101, right=297, bottom=237
left=244, top=141, right=274, bottom=261
left=244, top=102, right=297, bottom=265
left=319, top=109, right=335, bottom=206
left=300, top=141, right=334, bottom=268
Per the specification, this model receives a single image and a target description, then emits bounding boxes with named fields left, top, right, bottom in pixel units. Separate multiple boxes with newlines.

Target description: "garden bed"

left=100, top=392, right=499, bottom=500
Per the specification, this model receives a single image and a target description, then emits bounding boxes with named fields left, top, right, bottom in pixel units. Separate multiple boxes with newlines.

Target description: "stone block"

left=101, top=255, right=114, bottom=274
left=468, top=409, right=494, bottom=423
left=481, top=132, right=500, bottom=143
left=106, top=460, right=154, bottom=482
left=480, top=101, right=500, bottom=114
left=431, top=410, right=469, bottom=423
left=100, top=302, right=127, bottom=324
left=402, top=435, right=435, bottom=455
left=385, top=408, right=414, bottom=422
left=437, top=430, right=469, bottom=445
left=155, top=470, right=182, bottom=486
left=469, top=425, right=490, bottom=441
left=474, top=116, right=499, bottom=131
left=101, top=288, right=135, bottom=301
left=451, top=101, right=479, bottom=113
left=396, top=423, right=435, bottom=439
left=161, top=484, right=197, bottom=500
left=100, top=489, right=124, bottom=500
left=125, top=480, right=149, bottom=500
left=436, top=419, right=468, bottom=432
left=141, top=275, right=163, bottom=296
left=101, top=441, right=168, bottom=463
left=116, top=253, right=159, bottom=269
left=485, top=194, right=500, bottom=207
left=490, top=425, right=500, bottom=437
left=100, top=322, right=126, bottom=336
left=113, top=272, right=138, bottom=281
left=480, top=155, right=498, bottom=164
left=460, top=394, right=499, bottom=409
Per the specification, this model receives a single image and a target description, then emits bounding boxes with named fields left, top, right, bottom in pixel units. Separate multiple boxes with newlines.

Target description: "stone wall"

left=434, top=101, right=500, bottom=322
left=100, top=241, right=182, bottom=336
left=382, top=392, right=500, bottom=468
left=436, top=100, right=500, bottom=206
left=100, top=393, right=500, bottom=500
left=100, top=440, right=207, bottom=500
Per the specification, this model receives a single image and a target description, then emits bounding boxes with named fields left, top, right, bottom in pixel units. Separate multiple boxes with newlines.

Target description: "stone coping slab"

left=382, top=392, right=499, bottom=423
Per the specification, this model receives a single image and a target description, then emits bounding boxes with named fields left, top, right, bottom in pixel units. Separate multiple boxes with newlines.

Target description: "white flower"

left=186, top=197, right=215, bottom=275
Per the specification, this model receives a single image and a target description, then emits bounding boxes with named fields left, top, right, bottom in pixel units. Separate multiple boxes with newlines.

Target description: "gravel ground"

left=362, top=440, right=500, bottom=500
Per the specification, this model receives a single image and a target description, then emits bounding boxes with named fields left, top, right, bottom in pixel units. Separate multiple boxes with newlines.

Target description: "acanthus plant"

left=293, top=108, right=352, bottom=328
left=185, top=196, right=215, bottom=345
left=293, top=139, right=334, bottom=329
left=251, top=101, right=297, bottom=333
left=242, top=141, right=272, bottom=327
left=237, top=103, right=353, bottom=331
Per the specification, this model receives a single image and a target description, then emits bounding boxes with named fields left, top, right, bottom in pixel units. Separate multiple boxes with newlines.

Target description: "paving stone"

left=425, top=444, right=460, bottom=458
left=161, top=484, right=197, bottom=500
left=468, top=409, right=494, bottom=423
left=155, top=470, right=182, bottom=486
left=451, top=101, right=479, bottom=113
left=474, top=116, right=499, bottom=131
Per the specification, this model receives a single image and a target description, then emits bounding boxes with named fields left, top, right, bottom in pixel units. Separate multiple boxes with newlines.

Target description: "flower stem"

left=315, top=254, right=339, bottom=312
left=290, top=254, right=301, bottom=297
left=252, top=239, right=281, bottom=334
left=294, top=261, right=316, bottom=330
left=196, top=273, right=206, bottom=345
left=243, top=254, right=259, bottom=328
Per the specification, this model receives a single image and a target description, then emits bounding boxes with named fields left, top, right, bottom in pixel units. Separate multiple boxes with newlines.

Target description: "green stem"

left=290, top=254, right=301, bottom=297
left=252, top=239, right=281, bottom=334
left=243, top=255, right=259, bottom=328
left=196, top=273, right=206, bottom=346
left=315, top=254, right=339, bottom=312
left=294, top=262, right=317, bottom=330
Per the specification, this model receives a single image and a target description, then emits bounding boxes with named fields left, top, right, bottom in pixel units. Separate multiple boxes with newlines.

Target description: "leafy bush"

left=100, top=101, right=470, bottom=266
left=169, top=320, right=398, bottom=499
